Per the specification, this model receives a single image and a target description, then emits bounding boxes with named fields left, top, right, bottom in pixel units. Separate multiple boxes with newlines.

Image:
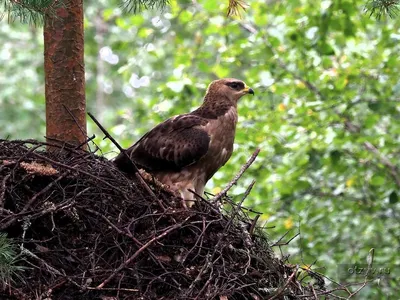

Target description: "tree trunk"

left=44, top=0, right=86, bottom=149
left=95, top=12, right=107, bottom=123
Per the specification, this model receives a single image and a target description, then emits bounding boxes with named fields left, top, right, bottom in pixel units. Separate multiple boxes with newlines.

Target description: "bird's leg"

left=180, top=188, right=196, bottom=209
left=138, top=169, right=177, bottom=196
left=185, top=199, right=195, bottom=208
left=139, top=169, right=159, bottom=185
left=139, top=171, right=195, bottom=209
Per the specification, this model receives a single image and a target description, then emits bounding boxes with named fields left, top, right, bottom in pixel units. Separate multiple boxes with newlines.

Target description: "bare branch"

left=268, top=267, right=298, bottom=300
left=213, top=148, right=260, bottom=202
left=88, top=112, right=166, bottom=210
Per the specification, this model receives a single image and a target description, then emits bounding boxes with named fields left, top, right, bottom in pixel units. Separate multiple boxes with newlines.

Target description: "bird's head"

left=206, top=78, right=254, bottom=104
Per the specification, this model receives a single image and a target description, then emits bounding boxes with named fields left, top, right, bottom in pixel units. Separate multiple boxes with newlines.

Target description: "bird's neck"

left=192, top=94, right=236, bottom=119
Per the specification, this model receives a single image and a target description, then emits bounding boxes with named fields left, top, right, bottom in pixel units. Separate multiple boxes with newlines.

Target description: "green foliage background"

left=1, top=0, right=399, bottom=298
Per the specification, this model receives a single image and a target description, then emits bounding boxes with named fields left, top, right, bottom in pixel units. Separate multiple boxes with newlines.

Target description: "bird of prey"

left=114, top=78, right=254, bottom=207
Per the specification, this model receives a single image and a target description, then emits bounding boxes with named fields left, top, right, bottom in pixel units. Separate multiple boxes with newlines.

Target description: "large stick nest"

left=0, top=139, right=324, bottom=299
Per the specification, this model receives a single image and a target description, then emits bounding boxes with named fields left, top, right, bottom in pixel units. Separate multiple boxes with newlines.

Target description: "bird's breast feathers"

left=152, top=106, right=238, bottom=193
left=198, top=106, right=238, bottom=179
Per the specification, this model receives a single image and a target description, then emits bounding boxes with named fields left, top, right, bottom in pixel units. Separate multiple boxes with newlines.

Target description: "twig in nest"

left=96, top=218, right=189, bottom=289
left=62, top=104, right=90, bottom=150
left=240, top=179, right=256, bottom=203
left=249, top=214, right=260, bottom=236
left=10, top=145, right=42, bottom=177
left=88, top=112, right=139, bottom=173
left=44, top=137, right=84, bottom=152
left=213, top=148, right=260, bottom=202
left=30, top=152, right=126, bottom=196
left=40, top=279, right=68, bottom=299
left=0, top=174, right=10, bottom=208
left=268, top=266, right=298, bottom=300
left=21, top=170, right=70, bottom=213
left=225, top=180, right=256, bottom=232
left=21, top=247, right=81, bottom=288
left=74, top=134, right=96, bottom=150
left=271, top=231, right=299, bottom=247
left=87, top=287, right=139, bottom=292
left=311, top=285, right=318, bottom=299
left=188, top=188, right=223, bottom=215
left=88, top=112, right=166, bottom=210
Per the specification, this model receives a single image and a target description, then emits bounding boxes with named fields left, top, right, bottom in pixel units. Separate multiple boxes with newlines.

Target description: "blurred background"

left=1, top=0, right=399, bottom=298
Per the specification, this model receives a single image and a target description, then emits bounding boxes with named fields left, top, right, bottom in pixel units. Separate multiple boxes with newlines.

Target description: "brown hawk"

left=114, top=78, right=254, bottom=207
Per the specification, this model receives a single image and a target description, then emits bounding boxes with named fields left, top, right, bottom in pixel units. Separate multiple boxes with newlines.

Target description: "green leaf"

left=370, top=174, right=385, bottom=186
left=318, top=41, right=335, bottom=55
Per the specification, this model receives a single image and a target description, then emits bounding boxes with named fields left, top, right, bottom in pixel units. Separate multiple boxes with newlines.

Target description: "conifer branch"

left=121, top=0, right=168, bottom=14
left=0, top=0, right=63, bottom=25
left=365, top=0, right=400, bottom=19
left=0, top=233, right=25, bottom=286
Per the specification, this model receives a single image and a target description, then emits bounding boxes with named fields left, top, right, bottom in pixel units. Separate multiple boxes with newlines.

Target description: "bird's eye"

left=228, top=82, right=241, bottom=89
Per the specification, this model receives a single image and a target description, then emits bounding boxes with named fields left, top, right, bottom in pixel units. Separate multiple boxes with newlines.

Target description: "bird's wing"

left=114, top=114, right=210, bottom=172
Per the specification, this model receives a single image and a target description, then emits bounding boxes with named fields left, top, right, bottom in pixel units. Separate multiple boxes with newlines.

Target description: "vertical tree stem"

left=44, top=0, right=86, bottom=150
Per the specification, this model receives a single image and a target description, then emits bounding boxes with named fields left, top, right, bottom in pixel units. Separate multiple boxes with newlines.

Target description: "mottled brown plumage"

left=114, top=78, right=254, bottom=207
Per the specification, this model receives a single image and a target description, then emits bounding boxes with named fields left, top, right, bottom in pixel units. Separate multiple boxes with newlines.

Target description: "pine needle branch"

left=120, top=0, right=168, bottom=14
left=0, top=0, right=64, bottom=25
left=365, top=0, right=400, bottom=19
left=0, top=233, right=25, bottom=287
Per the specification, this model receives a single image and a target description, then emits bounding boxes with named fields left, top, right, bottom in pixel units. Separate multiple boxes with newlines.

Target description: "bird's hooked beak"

left=243, top=85, right=255, bottom=95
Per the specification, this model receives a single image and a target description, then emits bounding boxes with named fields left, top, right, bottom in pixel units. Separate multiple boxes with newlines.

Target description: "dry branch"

left=268, top=267, right=298, bottom=300
left=213, top=148, right=260, bottom=202
left=88, top=112, right=166, bottom=210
